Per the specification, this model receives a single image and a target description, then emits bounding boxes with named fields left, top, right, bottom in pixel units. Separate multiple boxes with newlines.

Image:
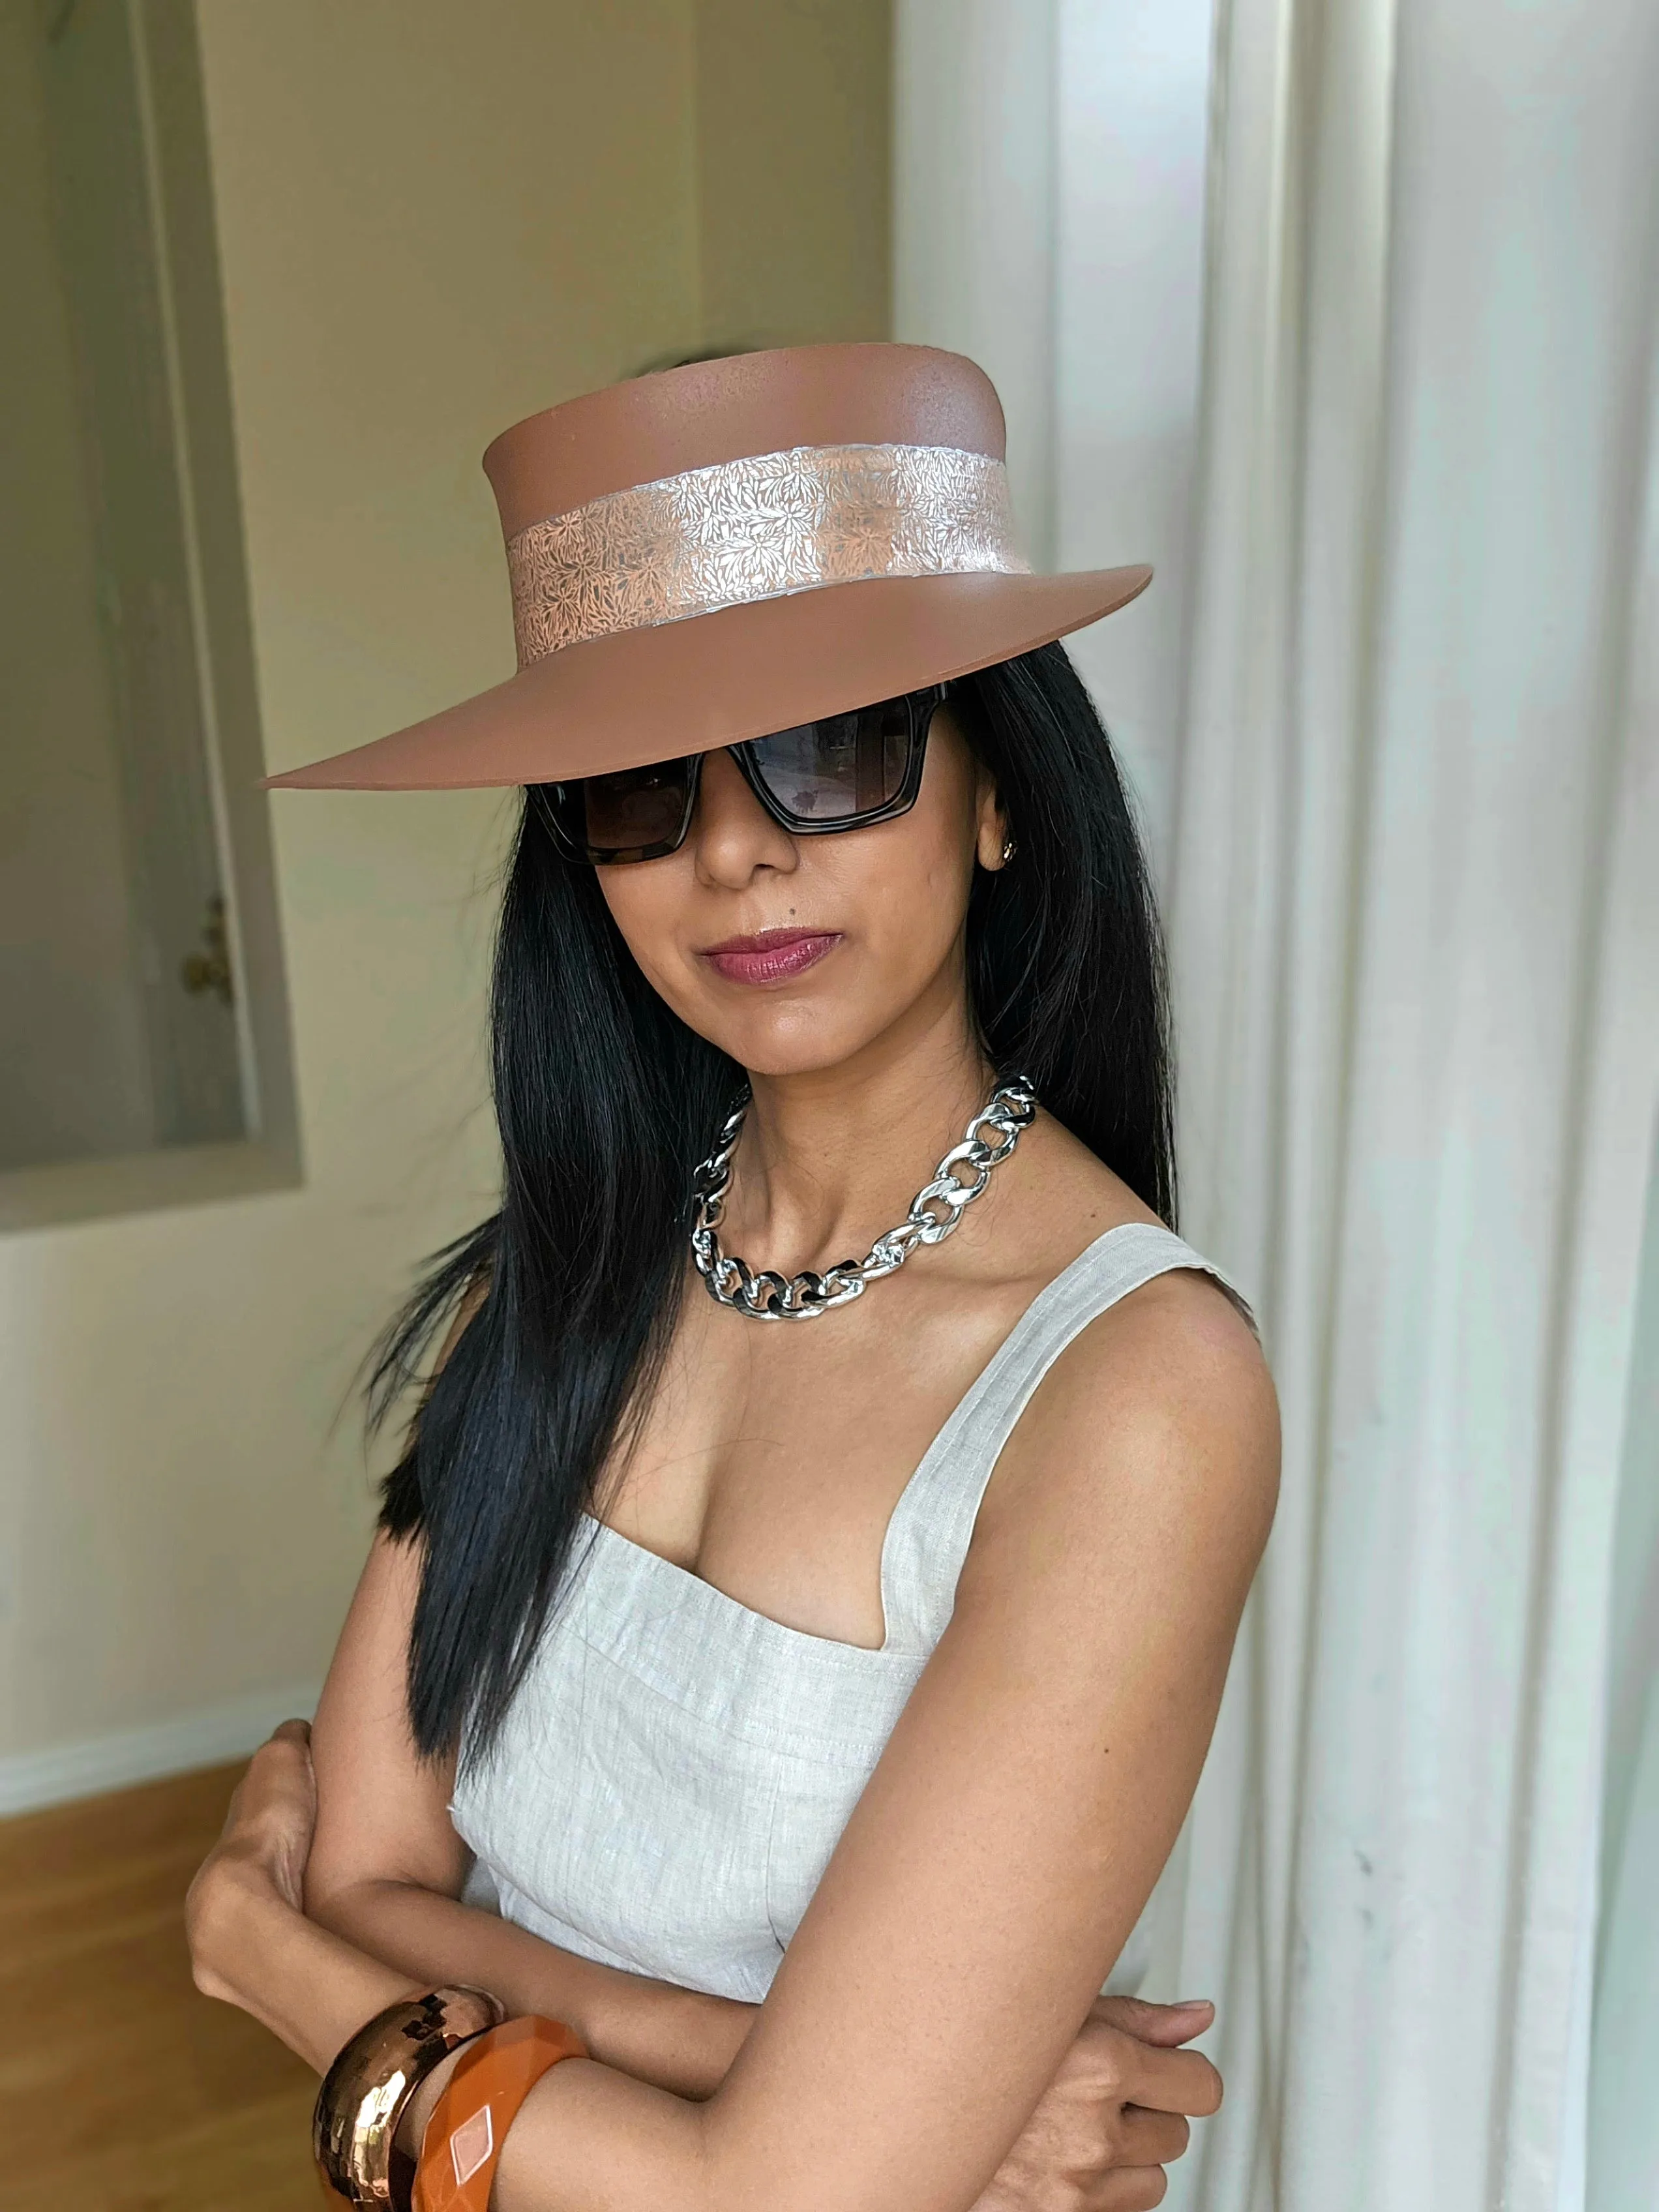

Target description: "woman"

left=188, top=344, right=1278, bottom=2212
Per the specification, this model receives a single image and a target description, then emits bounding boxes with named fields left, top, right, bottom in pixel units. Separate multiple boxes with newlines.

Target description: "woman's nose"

left=690, top=749, right=799, bottom=886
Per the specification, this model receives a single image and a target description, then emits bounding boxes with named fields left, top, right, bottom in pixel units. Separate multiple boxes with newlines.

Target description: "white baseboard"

left=0, top=1680, right=323, bottom=1817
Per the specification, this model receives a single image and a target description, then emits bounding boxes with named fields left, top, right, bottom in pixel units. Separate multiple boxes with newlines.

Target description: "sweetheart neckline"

left=578, top=1219, right=1166, bottom=1656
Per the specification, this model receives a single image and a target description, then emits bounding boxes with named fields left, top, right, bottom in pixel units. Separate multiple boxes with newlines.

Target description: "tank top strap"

left=877, top=1223, right=1249, bottom=1656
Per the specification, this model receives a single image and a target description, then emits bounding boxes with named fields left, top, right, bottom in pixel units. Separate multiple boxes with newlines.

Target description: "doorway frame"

left=1, top=0, right=300, bottom=1233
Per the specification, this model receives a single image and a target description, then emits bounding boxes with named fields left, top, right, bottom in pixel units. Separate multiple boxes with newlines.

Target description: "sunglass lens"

left=747, top=698, right=913, bottom=823
left=578, top=758, right=695, bottom=856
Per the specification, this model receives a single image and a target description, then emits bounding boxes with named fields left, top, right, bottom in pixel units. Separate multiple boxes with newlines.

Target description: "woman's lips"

left=700, top=928, right=842, bottom=985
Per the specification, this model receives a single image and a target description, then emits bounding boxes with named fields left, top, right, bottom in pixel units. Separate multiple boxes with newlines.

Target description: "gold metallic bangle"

left=314, top=1987, right=506, bottom=2209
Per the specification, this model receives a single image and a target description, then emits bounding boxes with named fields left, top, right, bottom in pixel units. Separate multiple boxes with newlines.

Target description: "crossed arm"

left=189, top=1275, right=1277, bottom=2212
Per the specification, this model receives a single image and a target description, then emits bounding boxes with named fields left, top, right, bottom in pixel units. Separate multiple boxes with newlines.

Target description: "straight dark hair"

left=371, top=641, right=1176, bottom=1763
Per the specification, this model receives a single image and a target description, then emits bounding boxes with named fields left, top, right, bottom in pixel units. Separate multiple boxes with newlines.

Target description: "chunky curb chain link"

left=689, top=1075, right=1038, bottom=1322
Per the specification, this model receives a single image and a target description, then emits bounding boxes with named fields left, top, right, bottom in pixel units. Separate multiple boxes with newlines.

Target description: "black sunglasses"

left=546, top=685, right=949, bottom=865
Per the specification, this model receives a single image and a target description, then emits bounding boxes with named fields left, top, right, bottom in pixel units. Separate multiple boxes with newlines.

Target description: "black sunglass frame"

left=545, top=685, right=949, bottom=866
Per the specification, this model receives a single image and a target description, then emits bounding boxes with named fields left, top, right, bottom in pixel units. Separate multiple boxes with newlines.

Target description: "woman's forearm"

left=493, top=2052, right=713, bottom=2212
left=188, top=1855, right=421, bottom=2071
left=193, top=1859, right=719, bottom=2211
left=310, top=1877, right=755, bottom=2099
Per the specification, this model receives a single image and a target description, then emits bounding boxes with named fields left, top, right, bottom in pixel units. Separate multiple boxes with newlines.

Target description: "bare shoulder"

left=972, top=1256, right=1280, bottom=1600
left=988, top=1105, right=1167, bottom=1266
left=978, top=1100, right=1278, bottom=1551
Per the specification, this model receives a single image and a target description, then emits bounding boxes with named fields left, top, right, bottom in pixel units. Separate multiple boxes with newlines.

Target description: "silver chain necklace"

left=689, top=1075, right=1038, bottom=1321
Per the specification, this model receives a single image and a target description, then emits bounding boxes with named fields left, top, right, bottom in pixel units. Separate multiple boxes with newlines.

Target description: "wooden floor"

left=0, top=1763, right=320, bottom=2211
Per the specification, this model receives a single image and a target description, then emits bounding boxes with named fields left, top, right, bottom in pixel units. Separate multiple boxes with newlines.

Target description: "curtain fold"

left=1164, top=2, right=1659, bottom=2206
left=1587, top=1146, right=1659, bottom=2210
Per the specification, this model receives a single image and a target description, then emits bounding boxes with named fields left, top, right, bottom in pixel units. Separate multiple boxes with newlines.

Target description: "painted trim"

left=0, top=1680, right=321, bottom=1817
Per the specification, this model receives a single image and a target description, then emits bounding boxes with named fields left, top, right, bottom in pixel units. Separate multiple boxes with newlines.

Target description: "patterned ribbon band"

left=505, top=441, right=1030, bottom=664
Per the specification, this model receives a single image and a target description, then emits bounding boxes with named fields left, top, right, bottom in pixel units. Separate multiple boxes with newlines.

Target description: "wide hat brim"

left=263, top=565, right=1150, bottom=791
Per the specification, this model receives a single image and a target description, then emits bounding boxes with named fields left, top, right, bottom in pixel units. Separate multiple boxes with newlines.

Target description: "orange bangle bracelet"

left=413, top=2015, right=588, bottom=2212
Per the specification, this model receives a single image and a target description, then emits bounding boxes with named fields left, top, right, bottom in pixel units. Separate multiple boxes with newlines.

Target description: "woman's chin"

left=693, top=1007, right=885, bottom=1083
left=717, top=1036, right=873, bottom=1082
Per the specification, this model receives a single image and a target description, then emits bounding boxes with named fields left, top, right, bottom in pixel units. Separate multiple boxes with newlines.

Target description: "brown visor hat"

left=265, top=342, right=1152, bottom=792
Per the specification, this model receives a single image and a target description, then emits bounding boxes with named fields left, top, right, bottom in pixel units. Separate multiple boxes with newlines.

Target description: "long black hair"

left=371, top=640, right=1176, bottom=1763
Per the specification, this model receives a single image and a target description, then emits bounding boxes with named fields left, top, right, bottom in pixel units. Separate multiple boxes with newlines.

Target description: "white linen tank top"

left=451, top=1222, right=1239, bottom=2003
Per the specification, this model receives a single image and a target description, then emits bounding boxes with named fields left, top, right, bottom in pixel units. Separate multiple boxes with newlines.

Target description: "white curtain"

left=895, top=3, right=1659, bottom=2205
left=1592, top=1144, right=1659, bottom=2212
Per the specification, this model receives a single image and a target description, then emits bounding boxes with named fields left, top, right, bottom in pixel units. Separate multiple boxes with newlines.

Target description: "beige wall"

left=0, top=0, right=889, bottom=1793
left=694, top=0, right=891, bottom=351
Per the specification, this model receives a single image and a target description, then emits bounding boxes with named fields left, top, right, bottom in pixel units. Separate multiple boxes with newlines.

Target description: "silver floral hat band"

left=505, top=441, right=1031, bottom=665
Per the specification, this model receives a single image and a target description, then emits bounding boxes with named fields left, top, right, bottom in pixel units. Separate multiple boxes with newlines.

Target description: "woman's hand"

left=185, top=1720, right=320, bottom=2002
left=974, top=1995, right=1222, bottom=2212
left=185, top=1720, right=420, bottom=2070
